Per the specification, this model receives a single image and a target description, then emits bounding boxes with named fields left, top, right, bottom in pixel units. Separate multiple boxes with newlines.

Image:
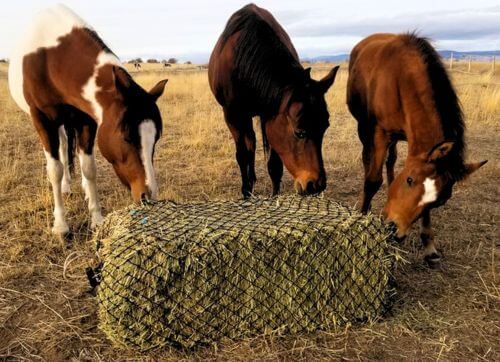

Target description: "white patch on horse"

left=419, top=177, right=438, bottom=206
left=82, top=52, right=122, bottom=124
left=78, top=149, right=103, bottom=228
left=8, top=4, right=88, bottom=113
left=139, top=120, right=158, bottom=199
left=43, top=150, right=69, bottom=234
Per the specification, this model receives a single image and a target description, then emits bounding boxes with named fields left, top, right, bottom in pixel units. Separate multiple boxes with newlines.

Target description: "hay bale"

left=94, top=196, right=399, bottom=350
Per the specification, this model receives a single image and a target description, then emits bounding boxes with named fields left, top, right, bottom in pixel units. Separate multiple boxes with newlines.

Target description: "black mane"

left=83, top=27, right=115, bottom=55
left=403, top=32, right=467, bottom=180
left=220, top=4, right=305, bottom=117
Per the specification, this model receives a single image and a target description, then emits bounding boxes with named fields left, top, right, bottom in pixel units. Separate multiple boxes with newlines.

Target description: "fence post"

left=449, top=52, right=453, bottom=70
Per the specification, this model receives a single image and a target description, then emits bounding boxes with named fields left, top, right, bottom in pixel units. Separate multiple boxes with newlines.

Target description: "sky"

left=1, top=0, right=499, bottom=62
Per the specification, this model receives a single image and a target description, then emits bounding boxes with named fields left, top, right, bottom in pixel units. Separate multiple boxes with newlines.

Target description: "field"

left=0, top=61, right=498, bottom=360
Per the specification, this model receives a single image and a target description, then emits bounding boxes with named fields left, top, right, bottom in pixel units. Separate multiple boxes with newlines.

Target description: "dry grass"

left=0, top=62, right=498, bottom=360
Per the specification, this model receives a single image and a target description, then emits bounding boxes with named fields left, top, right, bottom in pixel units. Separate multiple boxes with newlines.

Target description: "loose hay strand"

left=94, top=196, right=399, bottom=350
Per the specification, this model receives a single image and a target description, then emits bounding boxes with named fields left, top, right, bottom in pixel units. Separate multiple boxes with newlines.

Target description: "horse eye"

left=295, top=129, right=307, bottom=139
left=407, top=177, right=413, bottom=186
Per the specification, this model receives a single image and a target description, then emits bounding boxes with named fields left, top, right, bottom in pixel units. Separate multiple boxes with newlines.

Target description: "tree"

left=128, top=57, right=143, bottom=64
left=147, top=59, right=159, bottom=63
left=167, top=58, right=178, bottom=64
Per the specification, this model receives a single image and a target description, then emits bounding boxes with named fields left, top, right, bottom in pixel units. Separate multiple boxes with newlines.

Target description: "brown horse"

left=347, top=33, right=486, bottom=266
left=208, top=4, right=339, bottom=197
left=8, top=5, right=167, bottom=236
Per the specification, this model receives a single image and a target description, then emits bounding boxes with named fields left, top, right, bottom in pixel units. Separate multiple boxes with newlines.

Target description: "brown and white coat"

left=9, top=5, right=167, bottom=236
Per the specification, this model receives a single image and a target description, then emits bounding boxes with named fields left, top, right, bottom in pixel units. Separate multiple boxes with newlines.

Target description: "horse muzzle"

left=294, top=176, right=326, bottom=195
left=384, top=216, right=409, bottom=243
left=140, top=186, right=158, bottom=202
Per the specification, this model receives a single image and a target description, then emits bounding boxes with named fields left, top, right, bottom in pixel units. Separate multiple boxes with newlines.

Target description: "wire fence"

left=448, top=53, right=497, bottom=75
left=91, top=196, right=401, bottom=350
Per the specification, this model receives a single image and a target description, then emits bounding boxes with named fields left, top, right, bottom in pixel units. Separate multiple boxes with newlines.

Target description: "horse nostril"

left=394, top=234, right=406, bottom=244
left=140, top=192, right=147, bottom=202
left=318, top=178, right=326, bottom=191
left=306, top=181, right=315, bottom=194
left=387, top=221, right=398, bottom=232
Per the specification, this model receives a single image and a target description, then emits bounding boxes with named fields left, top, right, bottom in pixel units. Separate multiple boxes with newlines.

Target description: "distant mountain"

left=117, top=49, right=500, bottom=65
left=437, top=50, right=500, bottom=59
left=303, top=54, right=350, bottom=63
left=304, top=50, right=500, bottom=63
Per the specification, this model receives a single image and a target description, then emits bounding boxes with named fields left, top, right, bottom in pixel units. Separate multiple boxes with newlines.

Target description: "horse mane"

left=403, top=32, right=467, bottom=180
left=219, top=4, right=304, bottom=117
left=82, top=27, right=115, bottom=55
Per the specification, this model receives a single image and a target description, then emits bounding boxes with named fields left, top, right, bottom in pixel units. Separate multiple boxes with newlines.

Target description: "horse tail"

left=64, top=123, right=77, bottom=175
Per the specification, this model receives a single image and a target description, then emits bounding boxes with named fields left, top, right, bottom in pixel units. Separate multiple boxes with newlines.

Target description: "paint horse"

left=209, top=4, right=339, bottom=197
left=347, top=33, right=486, bottom=266
left=8, top=5, right=167, bottom=236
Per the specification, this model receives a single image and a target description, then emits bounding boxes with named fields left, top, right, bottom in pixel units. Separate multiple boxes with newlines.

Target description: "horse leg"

left=267, top=148, right=283, bottom=196
left=76, top=120, right=103, bottom=229
left=421, top=209, right=441, bottom=268
left=31, top=108, right=69, bottom=236
left=246, top=126, right=257, bottom=192
left=386, top=141, right=397, bottom=185
left=58, top=126, right=72, bottom=194
left=360, top=127, right=389, bottom=213
left=225, top=111, right=255, bottom=198
left=236, top=125, right=256, bottom=198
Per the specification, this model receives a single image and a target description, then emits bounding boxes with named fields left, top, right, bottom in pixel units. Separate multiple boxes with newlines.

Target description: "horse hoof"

left=62, top=185, right=71, bottom=194
left=91, top=214, right=104, bottom=230
left=52, top=223, right=69, bottom=234
left=424, top=252, right=442, bottom=269
left=242, top=190, right=253, bottom=199
left=52, top=224, right=70, bottom=243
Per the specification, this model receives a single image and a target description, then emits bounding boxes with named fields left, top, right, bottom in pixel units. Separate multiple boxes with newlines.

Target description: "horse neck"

left=83, top=62, right=127, bottom=127
left=405, top=114, right=444, bottom=158
left=402, top=79, right=446, bottom=158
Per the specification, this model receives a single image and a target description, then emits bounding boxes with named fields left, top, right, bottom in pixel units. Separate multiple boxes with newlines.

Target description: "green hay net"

left=93, top=196, right=399, bottom=350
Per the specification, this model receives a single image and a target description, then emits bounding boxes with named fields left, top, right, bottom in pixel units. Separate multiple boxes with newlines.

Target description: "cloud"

left=274, top=9, right=314, bottom=24
left=288, top=6, right=500, bottom=42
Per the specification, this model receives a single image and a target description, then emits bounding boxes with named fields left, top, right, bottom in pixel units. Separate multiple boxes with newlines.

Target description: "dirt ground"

left=0, top=62, right=498, bottom=361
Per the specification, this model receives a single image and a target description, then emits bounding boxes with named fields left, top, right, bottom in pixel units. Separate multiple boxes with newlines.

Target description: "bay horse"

left=208, top=4, right=339, bottom=197
left=347, top=33, right=487, bottom=266
left=8, top=5, right=167, bottom=236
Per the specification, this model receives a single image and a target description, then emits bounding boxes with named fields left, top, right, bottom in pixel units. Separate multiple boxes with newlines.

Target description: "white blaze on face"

left=419, top=177, right=438, bottom=206
left=139, top=120, right=158, bottom=199
left=8, top=4, right=89, bottom=113
left=81, top=52, right=123, bottom=124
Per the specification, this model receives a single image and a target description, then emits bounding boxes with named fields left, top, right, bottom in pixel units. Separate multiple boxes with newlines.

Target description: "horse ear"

left=304, top=67, right=312, bottom=78
left=463, top=160, right=488, bottom=177
left=149, top=79, right=168, bottom=101
left=112, top=66, right=131, bottom=95
left=319, top=65, right=339, bottom=93
left=427, top=141, right=454, bottom=162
